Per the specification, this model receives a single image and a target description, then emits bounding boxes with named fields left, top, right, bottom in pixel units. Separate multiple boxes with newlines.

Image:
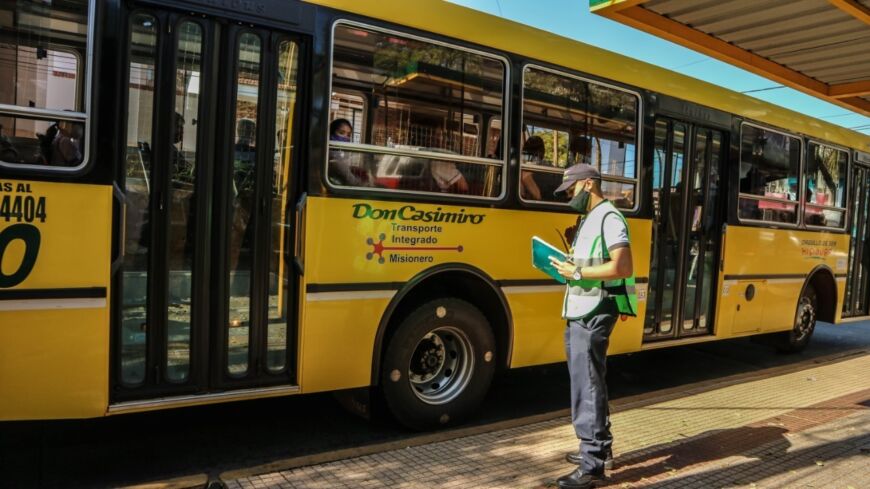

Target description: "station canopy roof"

left=590, top=0, right=870, bottom=116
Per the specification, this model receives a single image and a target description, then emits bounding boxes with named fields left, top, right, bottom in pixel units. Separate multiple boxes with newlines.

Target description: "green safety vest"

left=562, top=205, right=638, bottom=320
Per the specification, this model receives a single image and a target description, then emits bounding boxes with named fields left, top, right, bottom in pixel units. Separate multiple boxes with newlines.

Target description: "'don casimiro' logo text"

left=352, top=203, right=480, bottom=265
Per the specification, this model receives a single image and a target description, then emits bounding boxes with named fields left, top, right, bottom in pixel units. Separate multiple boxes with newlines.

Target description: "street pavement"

left=226, top=352, right=870, bottom=489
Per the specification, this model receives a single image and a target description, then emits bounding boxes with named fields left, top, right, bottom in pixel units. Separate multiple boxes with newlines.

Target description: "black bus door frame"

left=112, top=4, right=307, bottom=402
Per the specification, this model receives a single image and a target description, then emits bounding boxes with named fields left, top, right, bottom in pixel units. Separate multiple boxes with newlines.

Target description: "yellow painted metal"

left=306, top=0, right=870, bottom=151
left=715, top=226, right=849, bottom=338
left=298, top=297, right=391, bottom=392
left=299, top=196, right=650, bottom=390
left=0, top=181, right=112, bottom=420
left=2, top=0, right=865, bottom=421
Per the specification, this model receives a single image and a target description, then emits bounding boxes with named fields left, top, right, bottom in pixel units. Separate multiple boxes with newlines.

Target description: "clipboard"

left=531, top=236, right=570, bottom=284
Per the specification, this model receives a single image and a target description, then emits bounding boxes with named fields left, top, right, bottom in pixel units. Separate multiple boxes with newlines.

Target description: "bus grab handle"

left=294, top=193, right=307, bottom=275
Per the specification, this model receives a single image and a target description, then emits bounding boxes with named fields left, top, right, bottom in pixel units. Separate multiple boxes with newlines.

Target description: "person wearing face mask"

left=328, top=118, right=374, bottom=187
left=547, top=163, right=637, bottom=489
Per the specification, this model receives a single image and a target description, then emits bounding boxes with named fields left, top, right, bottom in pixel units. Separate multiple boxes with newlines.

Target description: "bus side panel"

left=717, top=226, right=848, bottom=337
left=298, top=297, right=391, bottom=393
left=299, top=196, right=651, bottom=390
left=0, top=181, right=112, bottom=420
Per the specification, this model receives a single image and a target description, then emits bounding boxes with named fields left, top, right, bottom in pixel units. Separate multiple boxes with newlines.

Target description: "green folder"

left=531, top=236, right=570, bottom=284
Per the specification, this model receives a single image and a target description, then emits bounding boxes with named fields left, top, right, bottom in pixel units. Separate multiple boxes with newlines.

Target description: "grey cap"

left=554, top=163, right=601, bottom=196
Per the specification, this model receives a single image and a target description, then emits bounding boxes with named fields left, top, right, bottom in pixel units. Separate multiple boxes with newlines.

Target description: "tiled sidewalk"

left=225, top=354, right=870, bottom=489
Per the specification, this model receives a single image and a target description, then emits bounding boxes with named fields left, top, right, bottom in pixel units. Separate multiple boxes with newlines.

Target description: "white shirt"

left=572, top=200, right=629, bottom=265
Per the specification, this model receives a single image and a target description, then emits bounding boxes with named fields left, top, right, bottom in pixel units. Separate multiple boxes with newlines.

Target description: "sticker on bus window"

left=635, top=283, right=647, bottom=301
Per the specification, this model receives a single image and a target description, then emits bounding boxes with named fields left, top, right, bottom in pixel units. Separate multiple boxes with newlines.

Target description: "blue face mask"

left=332, top=135, right=350, bottom=142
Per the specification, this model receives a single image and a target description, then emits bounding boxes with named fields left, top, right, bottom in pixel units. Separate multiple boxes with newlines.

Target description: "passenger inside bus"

left=230, top=118, right=257, bottom=281
left=521, top=135, right=545, bottom=200
left=327, top=118, right=375, bottom=187
left=0, top=129, right=18, bottom=162
left=171, top=112, right=192, bottom=182
left=431, top=159, right=470, bottom=193
left=35, top=120, right=83, bottom=166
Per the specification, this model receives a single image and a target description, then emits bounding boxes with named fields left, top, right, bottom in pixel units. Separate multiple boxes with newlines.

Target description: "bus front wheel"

left=381, top=298, right=496, bottom=430
left=776, top=284, right=818, bottom=353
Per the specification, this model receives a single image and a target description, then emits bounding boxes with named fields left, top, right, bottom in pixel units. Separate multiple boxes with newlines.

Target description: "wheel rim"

left=408, top=326, right=474, bottom=405
left=794, top=296, right=816, bottom=342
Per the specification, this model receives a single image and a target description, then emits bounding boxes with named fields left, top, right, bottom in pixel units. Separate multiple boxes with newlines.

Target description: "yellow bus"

left=1, top=0, right=869, bottom=429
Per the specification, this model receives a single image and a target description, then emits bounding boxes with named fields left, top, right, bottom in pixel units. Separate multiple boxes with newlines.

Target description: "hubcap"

left=408, top=326, right=474, bottom=405
left=794, top=296, right=816, bottom=342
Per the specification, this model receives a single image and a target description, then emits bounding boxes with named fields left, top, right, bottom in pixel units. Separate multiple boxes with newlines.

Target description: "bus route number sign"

left=0, top=182, right=45, bottom=288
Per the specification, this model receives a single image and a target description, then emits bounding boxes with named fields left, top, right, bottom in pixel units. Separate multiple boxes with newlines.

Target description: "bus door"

left=843, top=163, right=870, bottom=318
left=114, top=5, right=305, bottom=401
left=644, top=118, right=725, bottom=342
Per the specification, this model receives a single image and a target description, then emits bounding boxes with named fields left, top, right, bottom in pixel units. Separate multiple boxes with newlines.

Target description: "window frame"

left=0, top=0, right=96, bottom=173
left=518, top=63, right=643, bottom=213
left=804, top=139, right=850, bottom=232
left=326, top=19, right=511, bottom=201
left=736, top=121, right=804, bottom=229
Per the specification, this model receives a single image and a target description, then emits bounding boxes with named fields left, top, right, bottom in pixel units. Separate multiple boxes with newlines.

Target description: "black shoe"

left=556, top=468, right=605, bottom=489
left=565, top=449, right=614, bottom=469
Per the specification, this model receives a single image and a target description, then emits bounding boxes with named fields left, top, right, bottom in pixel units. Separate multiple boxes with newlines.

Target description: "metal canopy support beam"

left=828, top=0, right=870, bottom=26
left=592, top=2, right=870, bottom=117
left=841, top=97, right=870, bottom=114
left=589, top=0, right=648, bottom=12
left=829, top=80, right=870, bottom=98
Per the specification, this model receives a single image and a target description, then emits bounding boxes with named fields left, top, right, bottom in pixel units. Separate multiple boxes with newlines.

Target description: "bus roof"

left=307, top=0, right=870, bottom=152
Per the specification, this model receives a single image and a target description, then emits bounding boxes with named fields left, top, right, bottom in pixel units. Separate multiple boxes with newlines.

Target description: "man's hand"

left=549, top=256, right=577, bottom=280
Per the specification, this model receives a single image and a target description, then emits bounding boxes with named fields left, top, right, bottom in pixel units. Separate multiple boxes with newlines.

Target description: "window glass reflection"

left=520, top=67, right=638, bottom=206
left=227, top=32, right=261, bottom=377
left=329, top=24, right=505, bottom=197
left=120, top=13, right=158, bottom=385
left=267, top=40, right=300, bottom=373
left=166, top=21, right=203, bottom=383
left=805, top=143, right=848, bottom=228
left=738, top=125, right=801, bottom=224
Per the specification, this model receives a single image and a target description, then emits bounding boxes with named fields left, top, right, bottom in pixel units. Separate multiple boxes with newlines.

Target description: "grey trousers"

left=564, top=299, right=618, bottom=475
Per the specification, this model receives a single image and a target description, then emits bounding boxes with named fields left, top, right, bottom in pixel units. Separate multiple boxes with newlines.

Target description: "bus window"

left=267, top=39, right=301, bottom=374
left=0, top=0, right=91, bottom=169
left=329, top=23, right=506, bottom=198
left=121, top=12, right=159, bottom=386
left=738, top=124, right=801, bottom=225
left=805, top=142, right=848, bottom=229
left=520, top=66, right=639, bottom=209
left=165, top=20, right=204, bottom=383
left=227, top=32, right=263, bottom=378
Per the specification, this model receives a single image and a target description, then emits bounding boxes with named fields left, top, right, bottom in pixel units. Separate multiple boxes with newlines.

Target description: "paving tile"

left=226, top=354, right=870, bottom=489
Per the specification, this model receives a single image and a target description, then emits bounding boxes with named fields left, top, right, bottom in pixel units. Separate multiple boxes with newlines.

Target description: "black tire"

left=380, top=298, right=496, bottom=430
left=774, top=284, right=818, bottom=353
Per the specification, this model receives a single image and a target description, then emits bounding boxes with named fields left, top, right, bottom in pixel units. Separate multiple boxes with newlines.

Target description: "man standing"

left=549, top=164, right=636, bottom=489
